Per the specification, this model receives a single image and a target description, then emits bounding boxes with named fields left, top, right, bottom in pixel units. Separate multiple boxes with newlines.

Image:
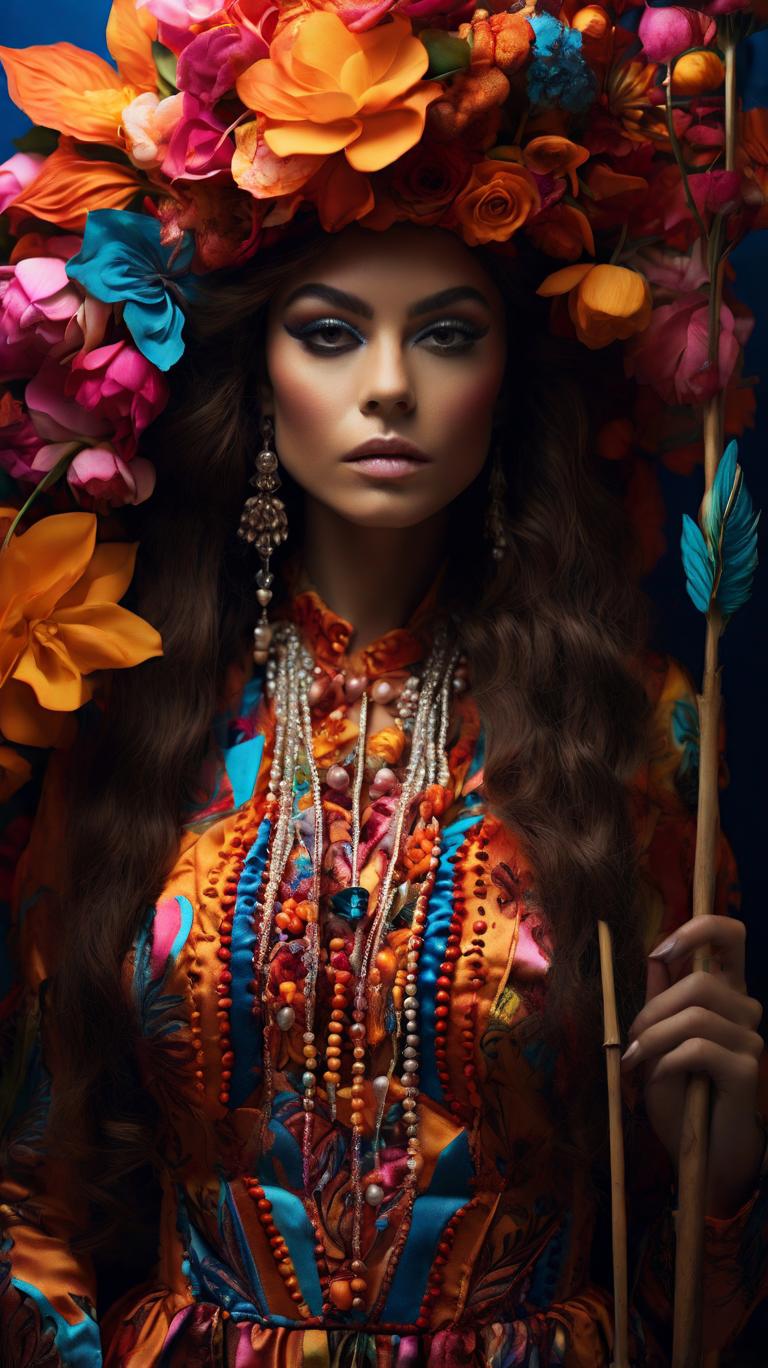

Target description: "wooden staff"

left=598, top=919, right=629, bottom=1368
left=672, top=34, right=739, bottom=1365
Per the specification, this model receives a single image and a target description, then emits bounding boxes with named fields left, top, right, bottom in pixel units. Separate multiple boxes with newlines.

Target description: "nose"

left=359, top=334, right=416, bottom=419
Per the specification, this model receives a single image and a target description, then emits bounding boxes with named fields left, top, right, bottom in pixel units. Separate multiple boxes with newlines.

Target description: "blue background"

left=1, top=3, right=766, bottom=998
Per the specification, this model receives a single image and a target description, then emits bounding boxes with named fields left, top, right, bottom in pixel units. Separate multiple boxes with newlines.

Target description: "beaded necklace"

left=250, top=617, right=465, bottom=1315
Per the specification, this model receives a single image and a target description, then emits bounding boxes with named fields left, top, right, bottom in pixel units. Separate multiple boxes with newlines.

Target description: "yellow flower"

left=537, top=262, right=651, bottom=349
left=0, top=510, right=163, bottom=747
left=236, top=12, right=441, bottom=174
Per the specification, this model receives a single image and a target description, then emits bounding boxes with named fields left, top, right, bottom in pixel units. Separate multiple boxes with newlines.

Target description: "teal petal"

left=66, top=209, right=195, bottom=371
left=680, top=512, right=714, bottom=614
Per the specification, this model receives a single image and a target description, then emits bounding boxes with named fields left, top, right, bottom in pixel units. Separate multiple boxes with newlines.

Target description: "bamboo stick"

left=598, top=919, right=630, bottom=1368
left=670, top=33, right=737, bottom=1360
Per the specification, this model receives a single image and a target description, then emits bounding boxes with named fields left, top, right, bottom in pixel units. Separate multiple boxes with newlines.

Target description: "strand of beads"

left=297, top=679, right=324, bottom=1193
left=243, top=1176, right=309, bottom=1316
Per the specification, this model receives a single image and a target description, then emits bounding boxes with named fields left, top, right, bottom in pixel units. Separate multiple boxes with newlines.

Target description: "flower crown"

left=0, top=0, right=764, bottom=765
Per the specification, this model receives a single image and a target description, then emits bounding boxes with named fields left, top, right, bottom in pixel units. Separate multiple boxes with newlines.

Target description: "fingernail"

left=621, top=1040, right=640, bottom=1066
left=649, top=936, right=677, bottom=960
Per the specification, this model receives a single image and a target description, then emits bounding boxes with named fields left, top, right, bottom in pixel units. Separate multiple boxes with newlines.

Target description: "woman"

left=1, top=216, right=766, bottom=1367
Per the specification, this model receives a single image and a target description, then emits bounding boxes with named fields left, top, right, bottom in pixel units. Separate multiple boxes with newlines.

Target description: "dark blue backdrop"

left=1, top=2, right=766, bottom=995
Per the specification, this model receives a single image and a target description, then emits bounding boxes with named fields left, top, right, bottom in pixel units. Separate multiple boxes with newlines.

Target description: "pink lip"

left=346, top=456, right=428, bottom=478
left=342, top=437, right=431, bottom=464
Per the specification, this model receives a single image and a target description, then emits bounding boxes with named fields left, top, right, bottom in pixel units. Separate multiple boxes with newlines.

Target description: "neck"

left=297, top=496, right=449, bottom=651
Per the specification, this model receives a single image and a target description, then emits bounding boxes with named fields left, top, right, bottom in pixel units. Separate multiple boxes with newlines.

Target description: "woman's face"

left=262, top=224, right=507, bottom=530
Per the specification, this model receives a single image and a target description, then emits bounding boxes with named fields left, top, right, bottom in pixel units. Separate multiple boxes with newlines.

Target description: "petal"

left=52, top=601, right=163, bottom=670
left=0, top=42, right=133, bottom=145
left=8, top=138, right=142, bottom=233
left=0, top=511, right=96, bottom=626
left=106, top=0, right=157, bottom=91
left=345, top=92, right=437, bottom=172
left=0, top=677, right=77, bottom=748
left=13, top=632, right=86, bottom=711
left=122, top=296, right=187, bottom=371
left=536, top=263, right=593, bottom=297
left=264, top=119, right=360, bottom=159
left=55, top=540, right=139, bottom=610
left=0, top=744, right=32, bottom=801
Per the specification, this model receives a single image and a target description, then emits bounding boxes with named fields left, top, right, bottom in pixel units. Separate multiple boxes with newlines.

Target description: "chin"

left=332, top=498, right=446, bottom=530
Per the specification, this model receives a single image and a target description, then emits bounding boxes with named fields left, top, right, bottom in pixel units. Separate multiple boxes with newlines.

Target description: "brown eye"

left=285, top=317, right=363, bottom=353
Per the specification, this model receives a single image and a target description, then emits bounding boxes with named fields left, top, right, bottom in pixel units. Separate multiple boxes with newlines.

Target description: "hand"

left=622, top=914, right=765, bottom=1219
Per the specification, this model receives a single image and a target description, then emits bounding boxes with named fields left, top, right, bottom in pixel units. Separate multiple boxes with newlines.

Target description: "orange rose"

left=236, top=12, right=441, bottom=174
left=537, top=262, right=652, bottom=349
left=453, top=159, right=540, bottom=246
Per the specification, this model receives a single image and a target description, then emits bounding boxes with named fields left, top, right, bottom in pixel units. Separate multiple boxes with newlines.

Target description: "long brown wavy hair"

left=50, top=224, right=655, bottom=1292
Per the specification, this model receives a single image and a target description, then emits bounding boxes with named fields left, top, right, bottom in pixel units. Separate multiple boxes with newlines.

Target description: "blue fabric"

left=224, top=733, right=265, bottom=808
left=425, top=1129, right=473, bottom=1198
left=169, top=895, right=194, bottom=965
left=65, top=211, right=196, bottom=370
left=381, top=1194, right=469, bottom=1323
left=229, top=815, right=271, bottom=1108
left=418, top=801, right=485, bottom=1105
left=9, top=1276, right=101, bottom=1366
left=265, top=1185, right=324, bottom=1316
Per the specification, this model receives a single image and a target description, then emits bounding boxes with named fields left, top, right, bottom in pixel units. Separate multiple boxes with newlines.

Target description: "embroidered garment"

left=1, top=584, right=766, bottom=1368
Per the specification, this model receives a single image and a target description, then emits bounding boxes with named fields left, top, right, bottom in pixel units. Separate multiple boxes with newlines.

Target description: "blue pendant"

left=331, top=886, right=370, bottom=922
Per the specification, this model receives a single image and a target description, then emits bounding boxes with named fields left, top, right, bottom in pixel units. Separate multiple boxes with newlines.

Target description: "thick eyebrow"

left=281, top=283, right=492, bottom=318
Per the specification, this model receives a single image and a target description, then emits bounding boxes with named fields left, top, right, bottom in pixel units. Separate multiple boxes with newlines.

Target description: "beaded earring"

left=238, top=415, right=289, bottom=664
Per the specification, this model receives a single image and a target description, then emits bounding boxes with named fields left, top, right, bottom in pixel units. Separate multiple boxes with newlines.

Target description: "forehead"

left=270, top=225, right=503, bottom=315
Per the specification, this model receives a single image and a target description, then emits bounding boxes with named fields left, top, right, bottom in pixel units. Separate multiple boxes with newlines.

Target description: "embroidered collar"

left=283, top=565, right=448, bottom=680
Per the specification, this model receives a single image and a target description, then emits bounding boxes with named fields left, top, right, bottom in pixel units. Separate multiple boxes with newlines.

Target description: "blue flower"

left=66, top=210, right=196, bottom=372
left=527, top=14, right=596, bottom=114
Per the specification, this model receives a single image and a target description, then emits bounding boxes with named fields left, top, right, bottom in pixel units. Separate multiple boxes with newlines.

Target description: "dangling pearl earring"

left=237, top=415, right=289, bottom=664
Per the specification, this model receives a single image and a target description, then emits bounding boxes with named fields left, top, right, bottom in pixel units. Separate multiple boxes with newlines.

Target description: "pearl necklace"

left=253, top=620, right=460, bottom=1314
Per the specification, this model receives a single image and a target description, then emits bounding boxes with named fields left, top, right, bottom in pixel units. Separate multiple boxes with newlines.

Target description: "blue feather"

left=680, top=440, right=760, bottom=622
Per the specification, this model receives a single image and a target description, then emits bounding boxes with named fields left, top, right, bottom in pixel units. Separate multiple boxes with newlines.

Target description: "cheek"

left=268, top=341, right=346, bottom=444
left=432, top=360, right=505, bottom=464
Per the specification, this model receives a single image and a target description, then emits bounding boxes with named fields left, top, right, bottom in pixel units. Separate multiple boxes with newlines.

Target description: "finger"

left=622, top=1005, right=764, bottom=1071
left=649, top=916, right=747, bottom=990
left=642, top=1037, right=760, bottom=1098
left=629, top=971, right=763, bottom=1041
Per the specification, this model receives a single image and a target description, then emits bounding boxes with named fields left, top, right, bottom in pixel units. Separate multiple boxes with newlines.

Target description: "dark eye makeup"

left=283, top=316, right=488, bottom=356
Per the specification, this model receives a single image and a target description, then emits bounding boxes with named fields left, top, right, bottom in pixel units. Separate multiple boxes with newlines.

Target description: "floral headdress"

left=0, top=0, right=765, bottom=763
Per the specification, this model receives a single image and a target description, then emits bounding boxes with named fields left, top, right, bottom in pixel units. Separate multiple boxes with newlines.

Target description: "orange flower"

left=0, top=744, right=31, bottom=801
left=312, top=713, right=359, bottom=766
left=0, top=41, right=144, bottom=148
left=0, top=511, right=163, bottom=747
left=7, top=138, right=142, bottom=233
left=671, top=51, right=724, bottom=97
left=521, top=134, right=589, bottom=195
left=236, top=12, right=440, bottom=174
left=526, top=203, right=595, bottom=260
left=537, top=262, right=651, bottom=349
left=106, top=0, right=158, bottom=92
left=453, top=159, right=540, bottom=246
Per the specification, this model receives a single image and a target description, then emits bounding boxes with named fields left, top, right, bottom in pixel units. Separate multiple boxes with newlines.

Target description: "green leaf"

left=419, top=29, right=471, bottom=80
left=152, top=41, right=179, bottom=98
left=12, top=125, right=58, bottom=156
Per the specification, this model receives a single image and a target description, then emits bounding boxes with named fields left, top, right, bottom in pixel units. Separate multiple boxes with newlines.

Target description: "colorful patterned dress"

left=1, top=583, right=766, bottom=1367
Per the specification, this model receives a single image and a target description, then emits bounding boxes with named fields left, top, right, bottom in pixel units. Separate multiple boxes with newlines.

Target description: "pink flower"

left=25, top=357, right=112, bottom=446
left=161, top=94, right=234, bottom=180
left=689, top=169, right=741, bottom=215
left=66, top=446, right=157, bottom=507
left=122, top=92, right=184, bottom=170
left=66, top=341, right=169, bottom=451
left=0, top=257, right=84, bottom=380
left=638, top=6, right=715, bottom=64
left=136, top=0, right=226, bottom=22
left=0, top=397, right=45, bottom=483
left=0, top=152, right=45, bottom=214
left=626, top=292, right=749, bottom=405
left=177, top=25, right=271, bottom=105
left=333, top=0, right=471, bottom=28
left=639, top=239, right=710, bottom=294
